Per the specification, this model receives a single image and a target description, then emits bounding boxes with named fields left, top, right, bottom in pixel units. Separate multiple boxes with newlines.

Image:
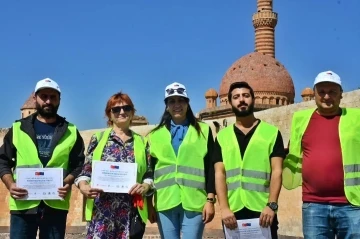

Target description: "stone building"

left=20, top=92, right=36, bottom=118
left=301, top=87, right=315, bottom=101
left=198, top=0, right=296, bottom=120
left=131, top=115, right=149, bottom=126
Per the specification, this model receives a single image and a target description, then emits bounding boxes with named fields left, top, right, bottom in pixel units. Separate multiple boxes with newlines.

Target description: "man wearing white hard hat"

left=0, top=78, right=85, bottom=239
left=283, top=71, right=360, bottom=238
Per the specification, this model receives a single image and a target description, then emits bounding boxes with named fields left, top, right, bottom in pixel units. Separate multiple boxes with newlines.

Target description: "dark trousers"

left=233, top=207, right=278, bottom=239
left=10, top=207, right=68, bottom=239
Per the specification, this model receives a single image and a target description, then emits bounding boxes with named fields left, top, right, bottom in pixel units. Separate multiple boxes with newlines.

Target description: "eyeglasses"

left=111, top=105, right=133, bottom=113
left=166, top=88, right=186, bottom=95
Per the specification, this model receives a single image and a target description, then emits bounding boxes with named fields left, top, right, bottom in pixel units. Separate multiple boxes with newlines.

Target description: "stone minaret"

left=252, top=0, right=278, bottom=57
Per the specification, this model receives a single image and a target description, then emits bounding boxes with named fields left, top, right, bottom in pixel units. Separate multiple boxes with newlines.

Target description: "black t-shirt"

left=212, top=120, right=286, bottom=164
left=34, top=118, right=57, bottom=167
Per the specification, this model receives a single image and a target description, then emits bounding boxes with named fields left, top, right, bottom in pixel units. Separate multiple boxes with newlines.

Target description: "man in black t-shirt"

left=214, top=82, right=285, bottom=239
left=0, top=78, right=85, bottom=239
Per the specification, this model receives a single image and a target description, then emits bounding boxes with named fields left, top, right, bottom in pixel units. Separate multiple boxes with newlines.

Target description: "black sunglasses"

left=166, top=88, right=185, bottom=95
left=111, top=105, right=133, bottom=113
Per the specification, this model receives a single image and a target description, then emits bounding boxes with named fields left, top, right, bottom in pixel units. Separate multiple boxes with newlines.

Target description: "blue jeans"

left=157, top=204, right=205, bottom=239
left=302, top=202, right=360, bottom=239
left=10, top=208, right=68, bottom=239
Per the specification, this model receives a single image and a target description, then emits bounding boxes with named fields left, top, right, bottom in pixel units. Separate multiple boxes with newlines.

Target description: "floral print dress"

left=77, top=130, right=152, bottom=239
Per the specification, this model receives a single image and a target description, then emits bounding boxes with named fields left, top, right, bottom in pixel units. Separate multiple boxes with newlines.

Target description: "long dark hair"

left=150, top=97, right=203, bottom=136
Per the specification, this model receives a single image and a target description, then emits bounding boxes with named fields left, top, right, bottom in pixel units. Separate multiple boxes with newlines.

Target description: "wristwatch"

left=266, top=202, right=278, bottom=211
left=207, top=197, right=216, bottom=204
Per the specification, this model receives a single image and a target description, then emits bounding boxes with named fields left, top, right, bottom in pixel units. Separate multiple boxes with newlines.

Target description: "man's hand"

left=128, top=183, right=150, bottom=195
left=202, top=202, right=215, bottom=224
left=79, top=182, right=103, bottom=199
left=9, top=183, right=28, bottom=199
left=259, top=206, right=275, bottom=227
left=58, top=184, right=71, bottom=199
left=221, top=207, right=237, bottom=230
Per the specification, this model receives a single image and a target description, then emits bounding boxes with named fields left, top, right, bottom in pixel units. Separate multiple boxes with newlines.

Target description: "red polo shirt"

left=301, top=111, right=348, bottom=203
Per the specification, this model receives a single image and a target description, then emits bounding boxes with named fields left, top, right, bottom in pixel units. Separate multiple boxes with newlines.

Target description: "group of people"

left=0, top=70, right=358, bottom=239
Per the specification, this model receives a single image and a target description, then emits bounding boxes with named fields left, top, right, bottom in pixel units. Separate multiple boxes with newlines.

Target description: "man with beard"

left=213, top=81, right=285, bottom=238
left=0, top=78, right=85, bottom=239
left=283, top=71, right=360, bottom=238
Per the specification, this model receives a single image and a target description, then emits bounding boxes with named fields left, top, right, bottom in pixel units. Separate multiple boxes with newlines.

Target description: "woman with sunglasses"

left=147, top=82, right=216, bottom=239
left=75, top=92, right=154, bottom=239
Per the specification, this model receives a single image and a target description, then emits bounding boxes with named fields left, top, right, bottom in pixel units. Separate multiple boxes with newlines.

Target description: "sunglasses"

left=111, top=105, right=133, bottom=113
left=166, top=88, right=186, bottom=95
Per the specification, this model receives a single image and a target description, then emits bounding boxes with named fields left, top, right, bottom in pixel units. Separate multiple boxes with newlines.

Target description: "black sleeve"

left=0, top=128, right=16, bottom=179
left=212, top=138, right=223, bottom=164
left=204, top=129, right=215, bottom=194
left=269, top=130, right=286, bottom=159
left=67, top=130, right=85, bottom=178
left=285, top=140, right=289, bottom=155
left=142, top=141, right=154, bottom=180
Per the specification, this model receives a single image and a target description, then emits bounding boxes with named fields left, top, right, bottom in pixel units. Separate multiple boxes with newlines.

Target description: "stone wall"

left=0, top=89, right=359, bottom=237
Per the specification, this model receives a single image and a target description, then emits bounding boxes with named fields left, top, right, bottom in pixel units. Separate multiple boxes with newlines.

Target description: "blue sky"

left=1, top=0, right=359, bottom=130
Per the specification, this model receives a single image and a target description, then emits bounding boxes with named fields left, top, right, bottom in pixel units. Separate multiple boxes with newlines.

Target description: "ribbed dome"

left=219, top=52, right=295, bottom=100
left=205, top=88, right=218, bottom=98
left=301, top=87, right=314, bottom=96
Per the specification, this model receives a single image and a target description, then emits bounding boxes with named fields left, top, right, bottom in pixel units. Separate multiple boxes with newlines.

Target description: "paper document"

left=91, top=161, right=137, bottom=193
left=16, top=168, right=63, bottom=200
left=224, top=218, right=272, bottom=239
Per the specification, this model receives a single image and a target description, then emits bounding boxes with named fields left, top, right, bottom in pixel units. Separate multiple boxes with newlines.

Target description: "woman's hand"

left=128, top=183, right=151, bottom=195
left=79, top=181, right=103, bottom=199
left=202, top=202, right=215, bottom=224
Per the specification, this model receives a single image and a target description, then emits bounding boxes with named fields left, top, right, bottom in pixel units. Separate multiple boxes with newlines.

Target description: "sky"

left=1, top=0, right=359, bottom=130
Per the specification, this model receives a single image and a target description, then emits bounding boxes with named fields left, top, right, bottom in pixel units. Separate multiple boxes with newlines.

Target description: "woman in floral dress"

left=75, top=92, right=154, bottom=239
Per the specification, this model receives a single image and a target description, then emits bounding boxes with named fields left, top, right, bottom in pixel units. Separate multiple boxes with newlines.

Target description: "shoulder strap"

left=95, top=131, right=105, bottom=142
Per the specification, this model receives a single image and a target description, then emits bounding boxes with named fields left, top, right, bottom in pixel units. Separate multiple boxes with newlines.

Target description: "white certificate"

left=224, top=218, right=272, bottom=239
left=91, top=161, right=137, bottom=193
left=16, top=168, right=63, bottom=200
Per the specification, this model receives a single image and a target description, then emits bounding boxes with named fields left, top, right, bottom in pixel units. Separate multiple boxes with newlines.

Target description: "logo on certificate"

left=35, top=172, right=44, bottom=176
left=110, top=165, right=119, bottom=169
left=242, top=223, right=251, bottom=227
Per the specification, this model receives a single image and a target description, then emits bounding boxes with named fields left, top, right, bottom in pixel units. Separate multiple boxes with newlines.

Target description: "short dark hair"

left=227, top=81, right=255, bottom=101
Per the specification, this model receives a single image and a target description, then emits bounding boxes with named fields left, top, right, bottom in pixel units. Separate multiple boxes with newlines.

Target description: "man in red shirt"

left=283, top=70, right=360, bottom=238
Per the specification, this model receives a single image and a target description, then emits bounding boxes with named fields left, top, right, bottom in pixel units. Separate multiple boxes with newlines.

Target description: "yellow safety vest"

left=84, top=128, right=149, bottom=223
left=217, top=122, right=278, bottom=212
left=10, top=121, right=77, bottom=211
left=148, top=123, right=209, bottom=212
left=282, top=108, right=360, bottom=206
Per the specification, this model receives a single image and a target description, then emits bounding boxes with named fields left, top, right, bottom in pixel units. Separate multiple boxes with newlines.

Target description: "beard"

left=231, top=102, right=254, bottom=117
left=36, top=102, right=59, bottom=119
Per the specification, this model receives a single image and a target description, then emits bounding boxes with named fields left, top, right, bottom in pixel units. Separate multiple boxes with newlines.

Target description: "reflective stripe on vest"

left=283, top=108, right=360, bottom=206
left=154, top=165, right=205, bottom=190
left=226, top=168, right=271, bottom=192
left=10, top=121, right=77, bottom=211
left=84, top=128, right=149, bottom=222
left=217, top=122, right=278, bottom=213
left=149, top=123, right=209, bottom=212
